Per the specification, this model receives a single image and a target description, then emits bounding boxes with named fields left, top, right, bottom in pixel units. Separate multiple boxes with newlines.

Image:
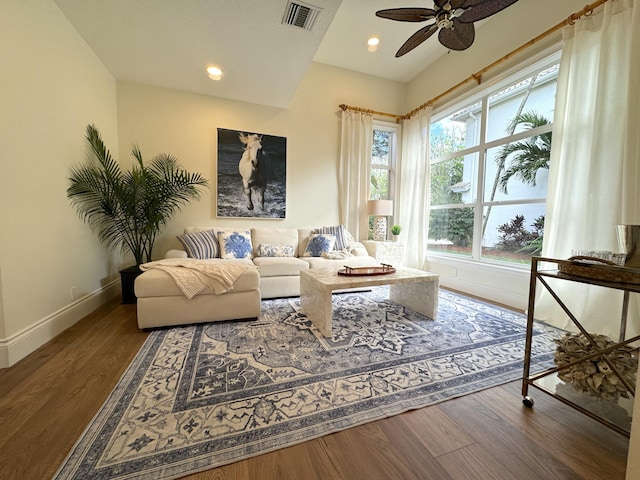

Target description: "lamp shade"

left=367, top=199, right=393, bottom=216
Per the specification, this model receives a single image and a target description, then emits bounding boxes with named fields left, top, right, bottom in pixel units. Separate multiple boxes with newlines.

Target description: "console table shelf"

left=522, top=256, right=639, bottom=437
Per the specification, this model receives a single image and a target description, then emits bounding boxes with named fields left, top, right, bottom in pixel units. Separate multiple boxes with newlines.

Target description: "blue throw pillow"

left=315, top=225, right=347, bottom=250
left=303, top=234, right=336, bottom=257
left=219, top=231, right=253, bottom=259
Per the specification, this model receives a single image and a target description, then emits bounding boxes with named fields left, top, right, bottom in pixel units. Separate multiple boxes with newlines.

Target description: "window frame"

left=428, top=51, right=560, bottom=266
left=368, top=120, right=400, bottom=240
left=370, top=120, right=399, bottom=203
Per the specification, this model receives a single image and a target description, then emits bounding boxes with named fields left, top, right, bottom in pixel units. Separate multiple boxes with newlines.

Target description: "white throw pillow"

left=257, top=243, right=295, bottom=257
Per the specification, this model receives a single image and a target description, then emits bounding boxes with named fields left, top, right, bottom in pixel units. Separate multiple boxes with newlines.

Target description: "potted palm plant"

left=67, top=124, right=209, bottom=303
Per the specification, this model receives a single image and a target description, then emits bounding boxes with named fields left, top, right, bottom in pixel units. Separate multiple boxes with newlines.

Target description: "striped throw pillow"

left=315, top=225, right=347, bottom=251
left=176, top=229, right=220, bottom=259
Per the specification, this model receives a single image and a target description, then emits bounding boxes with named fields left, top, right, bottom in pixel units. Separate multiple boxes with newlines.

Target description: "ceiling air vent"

left=282, top=1, right=321, bottom=31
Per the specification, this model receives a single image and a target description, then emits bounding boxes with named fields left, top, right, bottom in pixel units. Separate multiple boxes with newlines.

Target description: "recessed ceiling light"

left=367, top=36, right=380, bottom=52
left=207, top=66, right=223, bottom=81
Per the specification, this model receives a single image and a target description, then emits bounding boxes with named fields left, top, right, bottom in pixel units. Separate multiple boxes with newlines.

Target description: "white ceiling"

left=314, top=0, right=451, bottom=82
left=54, top=0, right=496, bottom=108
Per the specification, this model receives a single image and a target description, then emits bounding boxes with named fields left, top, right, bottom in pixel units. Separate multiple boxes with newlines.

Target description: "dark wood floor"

left=0, top=296, right=629, bottom=480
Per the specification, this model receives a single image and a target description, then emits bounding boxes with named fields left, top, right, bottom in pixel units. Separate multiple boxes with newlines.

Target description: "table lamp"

left=367, top=199, right=393, bottom=241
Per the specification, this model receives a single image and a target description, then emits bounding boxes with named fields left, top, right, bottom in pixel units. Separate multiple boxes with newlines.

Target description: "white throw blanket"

left=140, top=258, right=257, bottom=299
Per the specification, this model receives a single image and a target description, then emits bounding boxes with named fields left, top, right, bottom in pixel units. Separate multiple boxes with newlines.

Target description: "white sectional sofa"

left=135, top=226, right=379, bottom=328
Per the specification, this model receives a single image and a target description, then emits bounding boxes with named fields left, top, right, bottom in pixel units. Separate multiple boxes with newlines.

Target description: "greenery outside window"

left=428, top=53, right=558, bottom=265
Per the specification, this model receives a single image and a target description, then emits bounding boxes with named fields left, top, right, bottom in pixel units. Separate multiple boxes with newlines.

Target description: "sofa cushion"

left=253, top=257, right=309, bottom=277
left=176, top=229, right=219, bottom=259
left=257, top=243, right=295, bottom=257
left=219, top=230, right=254, bottom=259
left=302, top=233, right=336, bottom=257
left=135, top=259, right=258, bottom=297
left=252, top=228, right=299, bottom=257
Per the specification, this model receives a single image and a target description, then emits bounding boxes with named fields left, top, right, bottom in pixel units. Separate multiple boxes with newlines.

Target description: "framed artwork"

left=216, top=128, right=287, bottom=218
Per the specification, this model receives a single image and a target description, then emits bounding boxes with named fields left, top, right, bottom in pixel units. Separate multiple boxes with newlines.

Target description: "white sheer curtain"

left=398, top=108, right=432, bottom=269
left=338, top=109, right=373, bottom=240
left=535, top=0, right=640, bottom=339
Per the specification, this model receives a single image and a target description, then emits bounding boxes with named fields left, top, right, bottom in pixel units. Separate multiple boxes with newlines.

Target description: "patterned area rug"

left=54, top=288, right=561, bottom=480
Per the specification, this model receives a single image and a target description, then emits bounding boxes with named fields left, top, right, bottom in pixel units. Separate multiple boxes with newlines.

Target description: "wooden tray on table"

left=338, top=264, right=396, bottom=276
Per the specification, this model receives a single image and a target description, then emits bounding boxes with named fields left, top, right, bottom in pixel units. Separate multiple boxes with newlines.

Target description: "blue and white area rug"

left=54, top=288, right=561, bottom=480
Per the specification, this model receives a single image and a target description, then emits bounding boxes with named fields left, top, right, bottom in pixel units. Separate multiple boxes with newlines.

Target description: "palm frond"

left=67, top=125, right=209, bottom=265
left=496, top=110, right=552, bottom=194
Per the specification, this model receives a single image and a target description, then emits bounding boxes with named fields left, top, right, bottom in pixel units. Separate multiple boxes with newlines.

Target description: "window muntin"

left=481, top=204, right=546, bottom=263
left=371, top=129, right=391, bottom=200
left=430, top=153, right=479, bottom=206
left=486, top=64, right=558, bottom=143
left=428, top=54, right=558, bottom=266
left=429, top=101, right=481, bottom=159
left=483, top=139, right=550, bottom=203
left=428, top=207, right=475, bottom=258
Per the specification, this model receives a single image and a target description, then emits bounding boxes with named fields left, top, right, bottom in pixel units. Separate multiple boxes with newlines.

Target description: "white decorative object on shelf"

left=554, top=332, right=637, bottom=400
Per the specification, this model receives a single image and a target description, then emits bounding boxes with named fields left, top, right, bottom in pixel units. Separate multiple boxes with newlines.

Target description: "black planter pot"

left=120, top=265, right=142, bottom=304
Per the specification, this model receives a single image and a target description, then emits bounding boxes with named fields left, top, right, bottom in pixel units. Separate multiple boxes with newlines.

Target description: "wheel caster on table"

left=522, top=396, right=534, bottom=408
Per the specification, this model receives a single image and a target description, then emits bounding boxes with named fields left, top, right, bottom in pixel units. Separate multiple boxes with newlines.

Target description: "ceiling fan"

left=376, top=0, right=519, bottom=57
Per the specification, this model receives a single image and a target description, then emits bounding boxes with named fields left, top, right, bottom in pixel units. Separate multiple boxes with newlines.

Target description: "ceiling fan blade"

left=439, top=19, right=475, bottom=50
left=396, top=23, right=439, bottom=57
left=451, top=0, right=484, bottom=8
left=458, top=0, right=519, bottom=23
left=440, top=0, right=484, bottom=9
left=375, top=8, right=436, bottom=22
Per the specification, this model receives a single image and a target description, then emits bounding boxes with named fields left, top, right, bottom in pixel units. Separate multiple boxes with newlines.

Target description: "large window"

left=369, top=121, right=398, bottom=238
left=428, top=55, right=558, bottom=265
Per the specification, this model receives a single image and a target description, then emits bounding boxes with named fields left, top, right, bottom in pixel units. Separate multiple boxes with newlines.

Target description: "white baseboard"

left=0, top=280, right=121, bottom=368
left=425, top=256, right=530, bottom=312
left=439, top=276, right=528, bottom=312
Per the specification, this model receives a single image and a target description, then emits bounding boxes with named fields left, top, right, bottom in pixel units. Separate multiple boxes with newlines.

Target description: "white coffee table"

left=299, top=267, right=439, bottom=337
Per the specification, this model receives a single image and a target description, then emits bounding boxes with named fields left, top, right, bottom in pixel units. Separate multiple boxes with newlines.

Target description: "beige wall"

left=116, top=62, right=405, bottom=258
left=0, top=0, right=118, bottom=365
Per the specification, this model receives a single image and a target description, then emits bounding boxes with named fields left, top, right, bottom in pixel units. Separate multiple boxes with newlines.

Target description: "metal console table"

left=522, top=256, right=640, bottom=437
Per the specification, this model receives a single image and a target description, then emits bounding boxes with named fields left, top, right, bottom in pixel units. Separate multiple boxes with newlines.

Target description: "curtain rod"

left=338, top=104, right=403, bottom=122
left=339, top=0, right=611, bottom=121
